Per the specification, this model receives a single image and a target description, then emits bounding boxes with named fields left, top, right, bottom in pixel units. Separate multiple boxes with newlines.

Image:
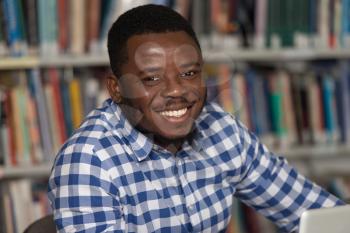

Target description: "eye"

left=141, top=75, right=161, bottom=85
left=179, top=70, right=199, bottom=79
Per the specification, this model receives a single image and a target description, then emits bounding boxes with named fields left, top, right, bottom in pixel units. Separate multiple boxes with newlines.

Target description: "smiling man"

left=48, top=4, right=345, bottom=233
left=107, top=31, right=206, bottom=153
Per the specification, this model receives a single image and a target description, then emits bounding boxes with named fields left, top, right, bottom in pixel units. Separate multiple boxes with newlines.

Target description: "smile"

left=160, top=108, right=188, bottom=118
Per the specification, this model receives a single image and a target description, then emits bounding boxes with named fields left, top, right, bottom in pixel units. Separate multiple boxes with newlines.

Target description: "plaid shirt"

left=48, top=99, right=344, bottom=233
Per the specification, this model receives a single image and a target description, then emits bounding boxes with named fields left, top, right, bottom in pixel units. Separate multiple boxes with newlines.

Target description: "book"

left=57, top=0, right=69, bottom=53
left=44, top=76, right=61, bottom=155
left=335, top=61, right=350, bottom=144
left=60, top=68, right=74, bottom=137
left=37, top=0, right=58, bottom=55
left=28, top=69, right=54, bottom=161
left=307, top=74, right=327, bottom=144
left=9, top=179, right=35, bottom=233
left=254, top=0, right=267, bottom=49
left=0, top=1, right=8, bottom=57
left=2, top=0, right=26, bottom=56
left=321, top=73, right=340, bottom=143
left=69, top=78, right=84, bottom=129
left=15, top=76, right=31, bottom=164
left=267, top=71, right=287, bottom=146
left=234, top=72, right=251, bottom=129
left=48, top=68, right=67, bottom=145
left=26, top=85, right=44, bottom=164
left=217, top=65, right=235, bottom=113
left=22, top=0, right=39, bottom=55
left=86, top=0, right=101, bottom=54
left=69, top=0, right=86, bottom=55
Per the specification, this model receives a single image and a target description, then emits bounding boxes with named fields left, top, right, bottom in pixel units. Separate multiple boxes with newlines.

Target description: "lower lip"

left=159, top=107, right=191, bottom=123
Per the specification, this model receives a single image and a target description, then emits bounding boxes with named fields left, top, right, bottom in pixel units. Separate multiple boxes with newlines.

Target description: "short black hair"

left=107, top=4, right=201, bottom=77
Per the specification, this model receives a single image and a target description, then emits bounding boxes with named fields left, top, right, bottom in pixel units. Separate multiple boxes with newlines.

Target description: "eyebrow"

left=137, top=61, right=202, bottom=76
left=137, top=66, right=163, bottom=76
left=178, top=61, right=202, bottom=69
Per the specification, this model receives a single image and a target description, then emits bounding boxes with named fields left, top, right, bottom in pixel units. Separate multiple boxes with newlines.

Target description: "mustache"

left=164, top=96, right=192, bottom=107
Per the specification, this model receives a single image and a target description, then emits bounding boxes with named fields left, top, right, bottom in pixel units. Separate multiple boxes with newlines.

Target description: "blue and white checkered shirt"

left=48, top=99, right=344, bottom=233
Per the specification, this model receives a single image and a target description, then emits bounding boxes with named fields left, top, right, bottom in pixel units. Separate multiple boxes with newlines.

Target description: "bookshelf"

left=4, top=49, right=350, bottom=70
left=0, top=164, right=51, bottom=179
left=1, top=0, right=350, bottom=233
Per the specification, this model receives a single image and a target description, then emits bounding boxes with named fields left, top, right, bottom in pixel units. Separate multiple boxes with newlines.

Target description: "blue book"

left=322, top=74, right=337, bottom=143
left=28, top=69, right=53, bottom=160
left=245, top=69, right=260, bottom=135
left=2, top=0, right=23, bottom=56
left=335, top=61, right=350, bottom=143
left=341, top=0, right=350, bottom=47
left=60, top=69, right=74, bottom=138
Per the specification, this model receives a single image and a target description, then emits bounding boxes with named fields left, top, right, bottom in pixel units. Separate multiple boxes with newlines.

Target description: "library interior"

left=0, top=0, right=350, bottom=232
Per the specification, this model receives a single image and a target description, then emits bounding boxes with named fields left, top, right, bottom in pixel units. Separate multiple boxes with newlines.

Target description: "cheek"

left=189, top=79, right=206, bottom=98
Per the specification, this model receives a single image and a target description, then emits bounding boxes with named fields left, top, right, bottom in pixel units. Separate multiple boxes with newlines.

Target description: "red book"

left=57, top=0, right=69, bottom=52
left=86, top=0, right=101, bottom=52
left=49, top=68, right=67, bottom=144
left=4, top=91, right=17, bottom=165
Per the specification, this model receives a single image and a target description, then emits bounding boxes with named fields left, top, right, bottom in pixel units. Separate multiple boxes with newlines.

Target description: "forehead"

left=125, top=31, right=201, bottom=59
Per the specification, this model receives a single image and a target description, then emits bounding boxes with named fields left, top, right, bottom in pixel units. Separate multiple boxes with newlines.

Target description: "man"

left=48, top=4, right=345, bottom=233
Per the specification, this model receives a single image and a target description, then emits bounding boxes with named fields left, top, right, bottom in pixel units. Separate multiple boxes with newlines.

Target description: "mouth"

left=157, top=103, right=194, bottom=123
left=159, top=107, right=188, bottom=118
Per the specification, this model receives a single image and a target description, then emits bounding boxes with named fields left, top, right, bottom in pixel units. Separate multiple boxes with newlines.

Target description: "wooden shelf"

left=2, top=48, right=350, bottom=70
left=0, top=56, right=39, bottom=69
left=0, top=164, right=51, bottom=180
left=39, top=54, right=110, bottom=67
left=280, top=144, right=350, bottom=160
left=203, top=48, right=350, bottom=63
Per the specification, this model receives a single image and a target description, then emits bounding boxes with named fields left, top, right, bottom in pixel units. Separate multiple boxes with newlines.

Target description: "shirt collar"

left=105, top=99, right=153, bottom=162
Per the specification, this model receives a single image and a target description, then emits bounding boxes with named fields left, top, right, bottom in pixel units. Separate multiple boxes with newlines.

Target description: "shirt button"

left=188, top=204, right=194, bottom=211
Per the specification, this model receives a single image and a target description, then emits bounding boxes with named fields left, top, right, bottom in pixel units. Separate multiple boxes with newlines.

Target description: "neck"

left=153, top=136, right=185, bottom=154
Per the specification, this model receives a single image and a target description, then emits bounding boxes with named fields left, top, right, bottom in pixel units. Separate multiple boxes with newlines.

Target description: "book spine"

left=69, top=78, right=83, bottom=129
left=2, top=0, right=23, bottom=56
left=29, top=69, right=54, bottom=160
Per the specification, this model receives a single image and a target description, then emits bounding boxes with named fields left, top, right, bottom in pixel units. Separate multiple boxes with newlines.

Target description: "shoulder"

left=53, top=99, right=127, bottom=168
left=197, top=101, right=242, bottom=135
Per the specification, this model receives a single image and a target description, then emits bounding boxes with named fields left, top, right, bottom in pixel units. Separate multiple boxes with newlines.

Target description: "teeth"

left=160, top=108, right=187, bottom=118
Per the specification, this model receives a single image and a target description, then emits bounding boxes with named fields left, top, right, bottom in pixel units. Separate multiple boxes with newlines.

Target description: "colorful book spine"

left=28, top=69, right=53, bottom=161
left=69, top=78, right=84, bottom=129
left=2, top=0, right=25, bottom=56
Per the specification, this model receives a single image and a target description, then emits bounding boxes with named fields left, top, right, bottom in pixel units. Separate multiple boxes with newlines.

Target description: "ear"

left=106, top=74, right=122, bottom=103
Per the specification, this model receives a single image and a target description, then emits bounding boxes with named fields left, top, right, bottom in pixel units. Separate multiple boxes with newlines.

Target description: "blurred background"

left=0, top=0, right=350, bottom=232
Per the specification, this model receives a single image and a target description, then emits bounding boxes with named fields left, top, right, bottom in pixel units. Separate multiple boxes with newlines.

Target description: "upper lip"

left=157, top=103, right=193, bottom=112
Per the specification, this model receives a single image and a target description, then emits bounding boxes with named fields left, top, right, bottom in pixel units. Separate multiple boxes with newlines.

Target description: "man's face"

left=108, top=31, right=206, bottom=140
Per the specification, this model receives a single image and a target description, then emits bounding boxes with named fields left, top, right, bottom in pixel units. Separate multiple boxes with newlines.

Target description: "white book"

left=254, top=0, right=267, bottom=49
left=69, top=0, right=86, bottom=55
left=9, top=180, right=35, bottom=233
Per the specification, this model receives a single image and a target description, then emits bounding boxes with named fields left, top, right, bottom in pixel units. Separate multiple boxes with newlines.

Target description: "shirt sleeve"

left=47, top=143, right=125, bottom=233
left=233, top=120, right=345, bottom=233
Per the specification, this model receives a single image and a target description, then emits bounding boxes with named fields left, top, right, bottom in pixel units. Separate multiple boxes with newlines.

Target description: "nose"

left=160, top=75, right=187, bottom=98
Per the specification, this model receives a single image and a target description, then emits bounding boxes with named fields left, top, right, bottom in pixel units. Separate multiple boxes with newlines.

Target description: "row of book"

left=0, top=68, right=109, bottom=167
left=0, top=0, right=169, bottom=57
left=0, top=179, right=50, bottom=233
left=205, top=61, right=350, bottom=149
left=1, top=61, right=350, bottom=167
left=196, top=0, right=350, bottom=49
left=257, top=0, right=350, bottom=49
left=1, top=0, right=349, bottom=57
